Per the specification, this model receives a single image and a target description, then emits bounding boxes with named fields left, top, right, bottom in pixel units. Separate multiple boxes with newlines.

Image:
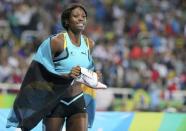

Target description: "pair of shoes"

left=75, top=67, right=107, bottom=89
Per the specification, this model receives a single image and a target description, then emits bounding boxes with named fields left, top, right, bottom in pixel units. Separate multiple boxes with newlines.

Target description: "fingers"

left=69, top=67, right=103, bottom=80
left=69, top=66, right=81, bottom=78
left=96, top=71, right=102, bottom=80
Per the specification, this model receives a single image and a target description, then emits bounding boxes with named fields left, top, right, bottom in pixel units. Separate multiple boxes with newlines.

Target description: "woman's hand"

left=96, top=70, right=102, bottom=81
left=69, top=66, right=81, bottom=79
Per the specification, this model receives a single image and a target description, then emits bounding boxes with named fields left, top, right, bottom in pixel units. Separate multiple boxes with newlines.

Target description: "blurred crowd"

left=0, top=0, right=186, bottom=111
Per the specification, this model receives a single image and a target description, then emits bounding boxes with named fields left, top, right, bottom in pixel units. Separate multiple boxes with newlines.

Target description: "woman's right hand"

left=69, top=66, right=81, bottom=79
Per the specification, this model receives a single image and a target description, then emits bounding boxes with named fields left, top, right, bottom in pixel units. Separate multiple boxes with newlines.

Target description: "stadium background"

left=0, top=0, right=186, bottom=130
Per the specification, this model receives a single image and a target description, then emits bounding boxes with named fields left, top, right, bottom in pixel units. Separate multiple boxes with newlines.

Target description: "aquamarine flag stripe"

left=159, top=113, right=186, bottom=131
left=89, top=112, right=134, bottom=131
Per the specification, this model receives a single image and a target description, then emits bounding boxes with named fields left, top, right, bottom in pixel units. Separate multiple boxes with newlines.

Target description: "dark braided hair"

left=61, top=3, right=87, bottom=30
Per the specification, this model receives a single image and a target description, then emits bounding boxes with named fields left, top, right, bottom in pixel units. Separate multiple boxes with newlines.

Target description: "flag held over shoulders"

left=6, top=36, right=73, bottom=130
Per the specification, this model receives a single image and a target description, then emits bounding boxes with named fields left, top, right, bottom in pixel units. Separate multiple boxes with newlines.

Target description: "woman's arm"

left=87, top=37, right=95, bottom=53
left=50, top=33, right=65, bottom=57
left=51, top=34, right=69, bottom=78
left=87, top=37, right=102, bottom=80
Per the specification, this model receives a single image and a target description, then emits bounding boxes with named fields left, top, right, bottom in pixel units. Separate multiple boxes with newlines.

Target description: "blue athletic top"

left=33, top=32, right=94, bottom=75
left=53, top=32, right=94, bottom=74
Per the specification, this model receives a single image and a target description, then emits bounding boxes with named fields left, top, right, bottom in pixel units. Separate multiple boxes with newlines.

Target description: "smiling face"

left=67, top=7, right=87, bottom=33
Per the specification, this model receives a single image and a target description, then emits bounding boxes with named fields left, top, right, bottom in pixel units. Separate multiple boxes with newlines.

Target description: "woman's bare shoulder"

left=51, top=33, right=65, bottom=53
left=84, top=35, right=95, bottom=50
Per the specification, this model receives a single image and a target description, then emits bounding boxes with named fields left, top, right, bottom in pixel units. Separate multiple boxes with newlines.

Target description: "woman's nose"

left=78, top=16, right=84, bottom=21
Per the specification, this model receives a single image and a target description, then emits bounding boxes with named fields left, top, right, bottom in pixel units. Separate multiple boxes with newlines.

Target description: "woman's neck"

left=68, top=30, right=81, bottom=46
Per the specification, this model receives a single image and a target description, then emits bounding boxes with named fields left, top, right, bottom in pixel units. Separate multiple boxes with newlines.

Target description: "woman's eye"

left=73, top=15, right=78, bottom=17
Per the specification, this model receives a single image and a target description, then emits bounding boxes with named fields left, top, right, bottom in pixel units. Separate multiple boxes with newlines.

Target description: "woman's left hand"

left=96, top=71, right=102, bottom=81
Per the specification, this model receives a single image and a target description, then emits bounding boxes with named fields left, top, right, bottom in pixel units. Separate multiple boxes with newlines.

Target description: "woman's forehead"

left=71, top=7, right=86, bottom=14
